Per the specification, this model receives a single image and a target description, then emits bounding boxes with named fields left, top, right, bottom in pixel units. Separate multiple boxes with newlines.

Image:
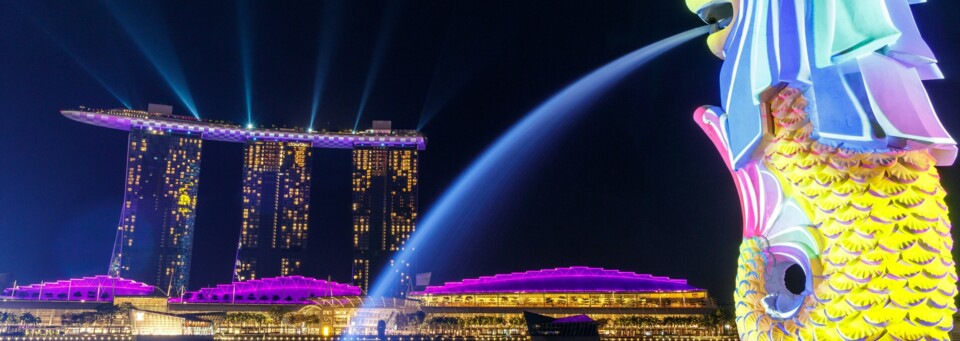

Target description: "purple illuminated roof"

left=61, top=109, right=426, bottom=150
left=412, top=267, right=701, bottom=295
left=554, top=315, right=595, bottom=323
left=2, top=275, right=157, bottom=302
left=171, top=276, right=362, bottom=305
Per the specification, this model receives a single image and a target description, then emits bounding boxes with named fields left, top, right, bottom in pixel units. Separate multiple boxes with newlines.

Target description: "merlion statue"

left=685, top=0, right=958, bottom=340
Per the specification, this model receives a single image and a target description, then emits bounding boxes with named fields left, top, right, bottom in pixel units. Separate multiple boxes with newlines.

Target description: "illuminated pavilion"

left=0, top=268, right=722, bottom=337
left=402, top=267, right=717, bottom=336
left=171, top=276, right=362, bottom=304
left=409, top=267, right=712, bottom=311
left=1, top=275, right=159, bottom=302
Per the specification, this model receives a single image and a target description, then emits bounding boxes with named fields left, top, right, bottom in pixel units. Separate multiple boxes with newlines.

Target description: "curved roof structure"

left=172, top=276, right=361, bottom=304
left=412, top=267, right=701, bottom=295
left=1, top=275, right=157, bottom=302
left=61, top=108, right=426, bottom=150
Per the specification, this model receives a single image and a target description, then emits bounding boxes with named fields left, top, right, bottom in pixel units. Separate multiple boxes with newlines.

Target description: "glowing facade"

left=62, top=107, right=426, bottom=299
left=235, top=141, right=312, bottom=281
left=0, top=270, right=716, bottom=337
left=61, top=108, right=426, bottom=150
left=1, top=276, right=156, bottom=302
left=687, top=0, right=957, bottom=340
left=109, top=128, right=202, bottom=296
left=172, top=276, right=361, bottom=304
left=410, top=267, right=710, bottom=308
left=406, top=267, right=717, bottom=338
left=351, top=146, right=419, bottom=295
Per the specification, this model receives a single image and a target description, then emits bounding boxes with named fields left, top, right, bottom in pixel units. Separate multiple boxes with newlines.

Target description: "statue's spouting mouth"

left=696, top=2, right=733, bottom=33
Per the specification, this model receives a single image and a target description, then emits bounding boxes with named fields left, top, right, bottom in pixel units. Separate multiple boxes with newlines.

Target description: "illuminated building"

left=60, top=108, right=426, bottom=149
left=288, top=267, right=719, bottom=337
left=0, top=275, right=163, bottom=334
left=173, top=276, right=361, bottom=304
left=109, top=123, right=202, bottom=295
left=129, top=309, right=213, bottom=336
left=1, top=276, right=158, bottom=302
left=352, top=121, right=419, bottom=295
left=0, top=269, right=722, bottom=337
left=0, top=275, right=361, bottom=336
left=235, top=141, right=312, bottom=281
left=409, top=267, right=712, bottom=311
left=61, top=107, right=426, bottom=299
left=406, top=267, right=718, bottom=337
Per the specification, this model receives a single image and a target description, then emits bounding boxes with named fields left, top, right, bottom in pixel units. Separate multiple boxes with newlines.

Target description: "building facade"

left=0, top=269, right=729, bottom=338
left=351, top=145, right=419, bottom=295
left=407, top=267, right=721, bottom=337
left=235, top=141, right=313, bottom=281
left=62, top=108, right=426, bottom=298
left=109, top=128, right=202, bottom=295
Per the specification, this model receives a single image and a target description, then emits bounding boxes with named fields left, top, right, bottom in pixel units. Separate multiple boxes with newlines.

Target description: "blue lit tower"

left=234, top=140, right=313, bottom=281
left=352, top=122, right=420, bottom=296
left=108, top=126, right=202, bottom=296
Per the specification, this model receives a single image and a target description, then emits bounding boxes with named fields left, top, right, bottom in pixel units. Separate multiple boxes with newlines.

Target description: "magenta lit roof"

left=554, top=315, right=595, bottom=323
left=411, top=267, right=701, bottom=295
left=2, top=275, right=157, bottom=302
left=171, top=276, right=361, bottom=305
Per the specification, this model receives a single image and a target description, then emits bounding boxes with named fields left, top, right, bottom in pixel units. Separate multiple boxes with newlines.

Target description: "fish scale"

left=731, top=88, right=957, bottom=341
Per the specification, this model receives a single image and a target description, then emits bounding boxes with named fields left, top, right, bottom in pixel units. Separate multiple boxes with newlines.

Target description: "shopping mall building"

left=0, top=267, right=723, bottom=338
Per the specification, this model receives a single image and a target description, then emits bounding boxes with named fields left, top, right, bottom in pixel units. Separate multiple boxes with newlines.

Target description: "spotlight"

left=247, top=123, right=254, bottom=129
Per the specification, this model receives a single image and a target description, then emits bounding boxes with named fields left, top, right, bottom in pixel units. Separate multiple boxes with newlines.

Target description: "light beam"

left=21, top=6, right=134, bottom=109
left=353, top=1, right=404, bottom=131
left=105, top=1, right=200, bottom=118
left=237, top=0, right=255, bottom=127
left=308, top=0, right=347, bottom=131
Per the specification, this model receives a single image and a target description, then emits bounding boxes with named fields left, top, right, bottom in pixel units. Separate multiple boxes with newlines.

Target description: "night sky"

left=2, top=1, right=960, bottom=304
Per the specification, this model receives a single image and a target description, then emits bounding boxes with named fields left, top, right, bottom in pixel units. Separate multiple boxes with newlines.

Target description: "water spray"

left=365, top=26, right=711, bottom=302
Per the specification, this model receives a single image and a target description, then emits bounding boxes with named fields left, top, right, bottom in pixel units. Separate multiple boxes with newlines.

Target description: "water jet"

left=365, top=26, right=710, bottom=301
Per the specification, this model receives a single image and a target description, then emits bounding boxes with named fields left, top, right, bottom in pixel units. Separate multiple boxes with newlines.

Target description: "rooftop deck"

left=61, top=108, right=426, bottom=150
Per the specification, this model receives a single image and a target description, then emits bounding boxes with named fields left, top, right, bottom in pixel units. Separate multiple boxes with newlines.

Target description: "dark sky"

left=1, top=1, right=959, bottom=304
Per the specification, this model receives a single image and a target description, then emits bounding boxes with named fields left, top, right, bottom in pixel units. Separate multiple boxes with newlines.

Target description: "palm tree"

left=508, top=316, right=524, bottom=327
left=268, top=307, right=286, bottom=324
left=19, top=313, right=40, bottom=326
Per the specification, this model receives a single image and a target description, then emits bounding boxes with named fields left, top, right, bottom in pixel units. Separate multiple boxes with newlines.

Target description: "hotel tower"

left=63, top=105, right=424, bottom=296
left=351, top=122, right=420, bottom=295
left=234, top=140, right=313, bottom=281
left=108, top=105, right=203, bottom=295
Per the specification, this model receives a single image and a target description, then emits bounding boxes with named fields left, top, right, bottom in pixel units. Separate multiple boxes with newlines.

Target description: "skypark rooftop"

left=61, top=107, right=426, bottom=150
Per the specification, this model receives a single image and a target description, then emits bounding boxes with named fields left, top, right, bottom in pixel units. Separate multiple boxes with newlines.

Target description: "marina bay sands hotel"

left=61, top=104, right=423, bottom=297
